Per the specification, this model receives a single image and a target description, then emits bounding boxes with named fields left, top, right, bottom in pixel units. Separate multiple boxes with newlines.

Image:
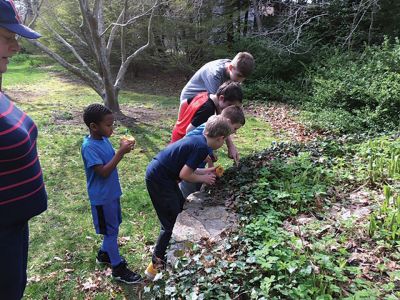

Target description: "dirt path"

left=245, top=102, right=324, bottom=143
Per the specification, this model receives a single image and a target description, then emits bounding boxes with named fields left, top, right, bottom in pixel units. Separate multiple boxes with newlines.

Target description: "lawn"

left=3, top=57, right=275, bottom=299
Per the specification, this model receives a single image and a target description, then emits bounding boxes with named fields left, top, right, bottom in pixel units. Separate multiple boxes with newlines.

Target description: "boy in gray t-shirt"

left=180, top=52, right=255, bottom=103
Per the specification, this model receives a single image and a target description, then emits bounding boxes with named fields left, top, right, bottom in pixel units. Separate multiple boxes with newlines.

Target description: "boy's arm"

left=93, top=140, right=133, bottom=178
left=180, top=165, right=216, bottom=185
left=194, top=166, right=216, bottom=175
left=226, top=136, right=239, bottom=165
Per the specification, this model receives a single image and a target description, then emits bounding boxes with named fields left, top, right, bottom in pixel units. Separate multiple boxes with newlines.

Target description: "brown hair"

left=231, top=52, right=254, bottom=78
left=216, top=80, right=243, bottom=103
left=221, top=105, right=245, bottom=126
left=204, top=115, right=233, bottom=138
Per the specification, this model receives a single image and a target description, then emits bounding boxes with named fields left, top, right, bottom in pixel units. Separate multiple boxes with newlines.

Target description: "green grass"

left=3, top=58, right=275, bottom=299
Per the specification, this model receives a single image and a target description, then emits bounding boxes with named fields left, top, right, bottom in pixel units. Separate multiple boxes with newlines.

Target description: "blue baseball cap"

left=0, top=0, right=41, bottom=39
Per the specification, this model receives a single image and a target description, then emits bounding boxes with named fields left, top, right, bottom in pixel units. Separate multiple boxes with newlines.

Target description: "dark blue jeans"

left=0, top=222, right=29, bottom=300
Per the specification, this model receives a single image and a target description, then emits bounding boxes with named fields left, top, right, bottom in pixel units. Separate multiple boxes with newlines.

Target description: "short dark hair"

left=232, top=52, right=254, bottom=78
left=83, top=103, right=112, bottom=128
left=216, top=80, right=243, bottom=103
left=221, top=105, right=245, bottom=125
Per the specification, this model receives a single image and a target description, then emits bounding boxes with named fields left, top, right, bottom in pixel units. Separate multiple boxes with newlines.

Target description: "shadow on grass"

left=115, top=112, right=171, bottom=160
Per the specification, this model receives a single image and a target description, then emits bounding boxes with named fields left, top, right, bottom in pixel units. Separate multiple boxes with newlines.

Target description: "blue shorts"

left=90, top=198, right=122, bottom=236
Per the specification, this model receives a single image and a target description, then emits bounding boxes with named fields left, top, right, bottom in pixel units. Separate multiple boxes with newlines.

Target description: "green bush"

left=303, top=39, right=400, bottom=133
left=244, top=79, right=308, bottom=104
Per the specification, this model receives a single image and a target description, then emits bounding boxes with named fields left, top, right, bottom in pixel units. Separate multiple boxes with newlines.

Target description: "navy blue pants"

left=146, top=160, right=185, bottom=262
left=0, top=222, right=29, bottom=300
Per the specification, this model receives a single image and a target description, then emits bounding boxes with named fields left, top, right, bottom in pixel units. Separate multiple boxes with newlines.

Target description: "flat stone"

left=172, top=192, right=237, bottom=243
left=168, top=192, right=238, bottom=266
left=173, top=210, right=210, bottom=242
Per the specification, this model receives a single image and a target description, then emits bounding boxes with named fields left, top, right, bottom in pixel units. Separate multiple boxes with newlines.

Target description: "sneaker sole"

left=145, top=270, right=156, bottom=281
left=113, top=276, right=142, bottom=284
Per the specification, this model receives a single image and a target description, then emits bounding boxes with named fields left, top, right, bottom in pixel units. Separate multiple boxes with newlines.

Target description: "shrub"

left=303, top=39, right=400, bottom=133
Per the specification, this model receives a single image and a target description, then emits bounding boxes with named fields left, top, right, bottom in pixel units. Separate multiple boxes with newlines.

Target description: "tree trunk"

left=243, top=9, right=249, bottom=36
left=237, top=0, right=241, bottom=38
left=103, top=84, right=120, bottom=112
left=251, top=0, right=262, bottom=33
left=226, top=1, right=234, bottom=49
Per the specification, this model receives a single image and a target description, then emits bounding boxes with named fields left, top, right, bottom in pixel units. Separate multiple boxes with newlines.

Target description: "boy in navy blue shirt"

left=145, top=115, right=233, bottom=280
left=81, top=104, right=141, bottom=284
left=180, top=105, right=246, bottom=198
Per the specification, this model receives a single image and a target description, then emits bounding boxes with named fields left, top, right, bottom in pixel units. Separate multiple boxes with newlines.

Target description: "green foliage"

left=145, top=143, right=344, bottom=299
left=146, top=136, right=400, bottom=299
left=369, top=185, right=400, bottom=242
left=300, top=40, right=400, bottom=134
left=352, top=135, right=400, bottom=184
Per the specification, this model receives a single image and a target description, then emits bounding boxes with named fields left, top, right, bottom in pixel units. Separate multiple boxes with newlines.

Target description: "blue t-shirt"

left=151, top=135, right=212, bottom=180
left=186, top=124, right=206, bottom=137
left=81, top=136, right=122, bottom=205
left=185, top=124, right=213, bottom=160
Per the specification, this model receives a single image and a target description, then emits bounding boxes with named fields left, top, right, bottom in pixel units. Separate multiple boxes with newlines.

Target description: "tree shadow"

left=115, top=111, right=171, bottom=160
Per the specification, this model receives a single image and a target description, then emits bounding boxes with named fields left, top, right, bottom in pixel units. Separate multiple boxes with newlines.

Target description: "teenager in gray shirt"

left=180, top=52, right=254, bottom=103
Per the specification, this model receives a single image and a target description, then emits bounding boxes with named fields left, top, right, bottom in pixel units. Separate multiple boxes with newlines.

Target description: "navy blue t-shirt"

left=151, top=135, right=211, bottom=180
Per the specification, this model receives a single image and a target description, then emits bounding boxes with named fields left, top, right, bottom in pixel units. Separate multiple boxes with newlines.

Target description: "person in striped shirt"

left=0, top=1, right=47, bottom=299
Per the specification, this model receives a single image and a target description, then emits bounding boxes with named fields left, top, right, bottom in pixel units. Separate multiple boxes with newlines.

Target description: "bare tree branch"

left=343, top=0, right=377, bottom=49
left=100, top=1, right=161, bottom=36
left=41, top=19, right=101, bottom=83
left=26, top=39, right=103, bottom=95
left=106, top=6, right=126, bottom=59
left=55, top=18, right=88, bottom=47
left=27, top=0, right=44, bottom=28
left=115, top=1, right=158, bottom=90
left=120, top=0, right=128, bottom=64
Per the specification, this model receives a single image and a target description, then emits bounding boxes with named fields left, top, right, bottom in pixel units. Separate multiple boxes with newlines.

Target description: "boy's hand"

left=203, top=173, right=216, bottom=185
left=119, top=139, right=134, bottom=155
left=228, top=144, right=239, bottom=165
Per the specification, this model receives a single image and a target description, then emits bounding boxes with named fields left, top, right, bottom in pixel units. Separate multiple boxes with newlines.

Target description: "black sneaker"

left=112, top=259, right=142, bottom=284
left=96, top=250, right=111, bottom=266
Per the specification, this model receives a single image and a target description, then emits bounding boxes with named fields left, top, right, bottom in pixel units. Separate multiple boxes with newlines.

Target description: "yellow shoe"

left=145, top=262, right=159, bottom=281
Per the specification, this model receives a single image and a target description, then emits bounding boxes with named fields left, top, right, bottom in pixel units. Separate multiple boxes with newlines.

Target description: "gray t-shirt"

left=180, top=59, right=231, bottom=102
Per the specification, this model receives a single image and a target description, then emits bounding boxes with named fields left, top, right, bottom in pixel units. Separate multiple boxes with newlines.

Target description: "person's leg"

left=21, top=224, right=29, bottom=297
left=0, top=222, right=29, bottom=300
left=96, top=200, right=123, bottom=267
left=92, top=202, right=122, bottom=266
left=146, top=178, right=184, bottom=263
left=92, top=200, right=141, bottom=283
left=179, top=180, right=202, bottom=199
left=102, top=234, right=121, bottom=266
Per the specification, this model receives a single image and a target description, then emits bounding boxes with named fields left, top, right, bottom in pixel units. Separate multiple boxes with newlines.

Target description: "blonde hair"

left=231, top=52, right=255, bottom=77
left=204, top=115, right=233, bottom=138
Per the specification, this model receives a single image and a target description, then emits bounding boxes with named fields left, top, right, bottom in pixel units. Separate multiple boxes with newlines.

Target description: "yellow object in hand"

left=215, top=165, right=224, bottom=178
left=121, top=135, right=136, bottom=145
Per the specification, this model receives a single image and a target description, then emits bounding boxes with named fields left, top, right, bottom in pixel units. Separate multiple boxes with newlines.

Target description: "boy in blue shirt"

left=144, top=115, right=233, bottom=280
left=81, top=104, right=141, bottom=284
left=180, top=105, right=246, bottom=198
